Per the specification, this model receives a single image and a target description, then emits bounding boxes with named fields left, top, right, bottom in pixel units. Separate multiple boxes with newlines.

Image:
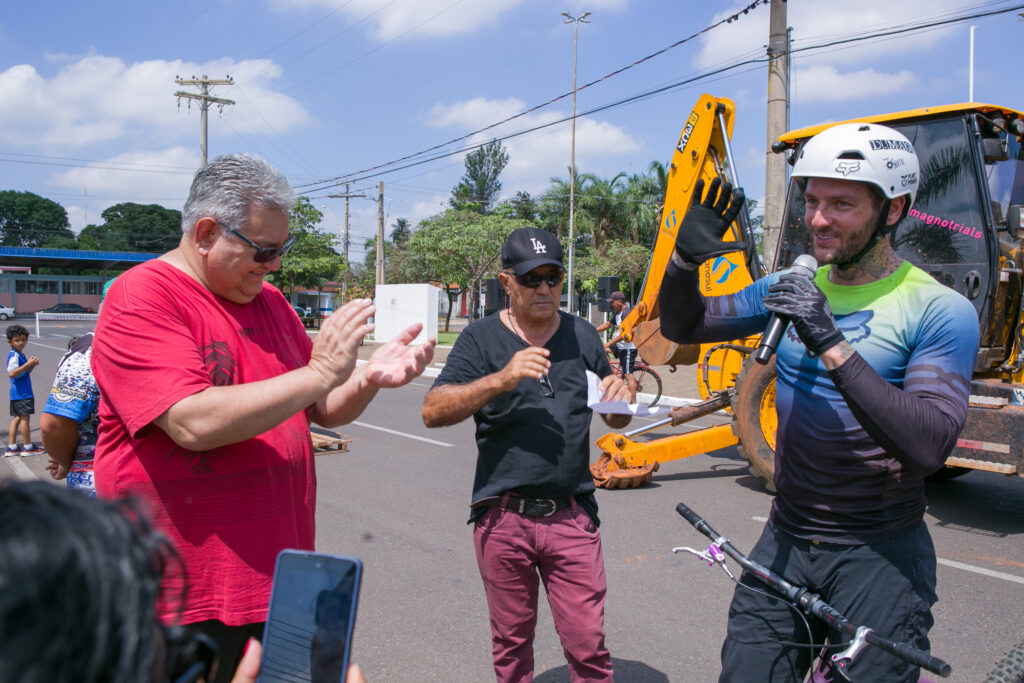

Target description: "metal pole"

left=969, top=25, right=975, bottom=101
left=763, top=0, right=789, bottom=270
left=376, top=182, right=384, bottom=287
left=562, top=10, right=590, bottom=315
left=199, top=79, right=209, bottom=168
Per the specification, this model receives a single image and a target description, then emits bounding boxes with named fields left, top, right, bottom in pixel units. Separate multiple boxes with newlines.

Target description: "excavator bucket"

left=590, top=452, right=660, bottom=489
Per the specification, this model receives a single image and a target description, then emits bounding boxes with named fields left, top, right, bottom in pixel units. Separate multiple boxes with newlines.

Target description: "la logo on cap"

left=530, top=238, right=547, bottom=254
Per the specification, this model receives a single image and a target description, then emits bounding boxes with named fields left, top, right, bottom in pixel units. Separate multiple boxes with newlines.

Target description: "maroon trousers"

left=473, top=498, right=612, bottom=683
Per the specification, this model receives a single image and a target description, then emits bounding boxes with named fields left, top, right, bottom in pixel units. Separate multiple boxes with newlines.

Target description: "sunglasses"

left=225, top=225, right=295, bottom=263
left=537, top=374, right=555, bottom=398
left=513, top=271, right=564, bottom=289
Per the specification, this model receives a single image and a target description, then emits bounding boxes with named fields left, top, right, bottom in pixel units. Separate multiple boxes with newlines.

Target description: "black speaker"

left=484, top=278, right=506, bottom=314
left=596, top=276, right=619, bottom=313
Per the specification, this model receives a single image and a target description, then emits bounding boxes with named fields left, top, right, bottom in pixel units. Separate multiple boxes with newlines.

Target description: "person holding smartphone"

left=91, top=153, right=434, bottom=683
left=422, top=227, right=631, bottom=682
left=0, top=479, right=366, bottom=683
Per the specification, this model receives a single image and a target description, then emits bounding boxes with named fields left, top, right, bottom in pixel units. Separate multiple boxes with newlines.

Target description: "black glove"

left=673, top=177, right=746, bottom=269
left=763, top=272, right=845, bottom=356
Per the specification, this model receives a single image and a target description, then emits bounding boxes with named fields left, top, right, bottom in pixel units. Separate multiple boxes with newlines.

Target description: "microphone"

left=752, top=254, right=818, bottom=365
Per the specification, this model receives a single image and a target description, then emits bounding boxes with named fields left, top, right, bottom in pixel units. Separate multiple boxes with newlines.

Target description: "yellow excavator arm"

left=591, top=93, right=765, bottom=488
left=618, top=93, right=759, bottom=368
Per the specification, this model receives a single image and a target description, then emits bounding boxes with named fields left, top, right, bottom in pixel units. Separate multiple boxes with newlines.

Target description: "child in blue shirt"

left=6, top=324, right=42, bottom=456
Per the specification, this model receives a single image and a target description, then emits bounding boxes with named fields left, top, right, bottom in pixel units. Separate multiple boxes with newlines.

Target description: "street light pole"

left=562, top=10, right=590, bottom=315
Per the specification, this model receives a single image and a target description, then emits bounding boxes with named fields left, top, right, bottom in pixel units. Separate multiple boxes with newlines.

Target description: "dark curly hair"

left=0, top=481, right=185, bottom=683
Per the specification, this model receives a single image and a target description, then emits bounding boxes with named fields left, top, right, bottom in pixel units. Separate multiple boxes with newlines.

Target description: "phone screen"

left=258, top=551, right=362, bottom=683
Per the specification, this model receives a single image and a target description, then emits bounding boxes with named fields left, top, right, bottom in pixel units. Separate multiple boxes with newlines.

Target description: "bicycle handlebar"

left=674, top=502, right=952, bottom=678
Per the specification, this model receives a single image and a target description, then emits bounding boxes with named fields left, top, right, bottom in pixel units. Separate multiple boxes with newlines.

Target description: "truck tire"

left=985, top=638, right=1024, bottom=683
left=732, top=356, right=778, bottom=493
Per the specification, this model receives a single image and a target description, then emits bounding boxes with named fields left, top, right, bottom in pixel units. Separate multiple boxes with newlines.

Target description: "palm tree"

left=576, top=172, right=629, bottom=252
left=390, top=217, right=412, bottom=247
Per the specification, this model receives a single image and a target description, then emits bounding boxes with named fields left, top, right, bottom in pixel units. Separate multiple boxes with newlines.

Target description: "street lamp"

left=562, top=10, right=589, bottom=315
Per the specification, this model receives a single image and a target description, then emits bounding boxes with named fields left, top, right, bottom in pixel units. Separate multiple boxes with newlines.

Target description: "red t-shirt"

left=92, top=259, right=316, bottom=625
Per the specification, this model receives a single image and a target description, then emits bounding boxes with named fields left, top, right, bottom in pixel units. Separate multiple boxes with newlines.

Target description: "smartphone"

left=258, top=550, right=362, bottom=683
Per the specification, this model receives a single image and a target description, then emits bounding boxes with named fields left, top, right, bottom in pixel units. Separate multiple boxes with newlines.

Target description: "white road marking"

left=937, top=558, right=1024, bottom=585
left=30, top=341, right=74, bottom=352
left=749, top=516, right=1024, bottom=585
left=4, top=456, right=38, bottom=481
left=351, top=421, right=452, bottom=447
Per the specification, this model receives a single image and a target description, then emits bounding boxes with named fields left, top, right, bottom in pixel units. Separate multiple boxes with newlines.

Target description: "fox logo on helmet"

left=835, top=161, right=861, bottom=176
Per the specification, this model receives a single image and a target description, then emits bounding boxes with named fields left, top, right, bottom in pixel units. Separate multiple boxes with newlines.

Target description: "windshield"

left=986, top=127, right=1024, bottom=226
left=778, top=116, right=991, bottom=316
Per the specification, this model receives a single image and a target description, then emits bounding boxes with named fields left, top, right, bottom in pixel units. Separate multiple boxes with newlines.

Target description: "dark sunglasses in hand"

left=515, top=271, right=564, bottom=289
left=537, top=374, right=555, bottom=398
left=225, top=225, right=296, bottom=263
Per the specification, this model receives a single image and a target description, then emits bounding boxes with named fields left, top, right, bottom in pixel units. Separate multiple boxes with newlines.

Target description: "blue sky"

left=1, top=0, right=1021, bottom=265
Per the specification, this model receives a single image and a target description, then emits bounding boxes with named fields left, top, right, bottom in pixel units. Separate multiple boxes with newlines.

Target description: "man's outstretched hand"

left=364, top=323, right=436, bottom=387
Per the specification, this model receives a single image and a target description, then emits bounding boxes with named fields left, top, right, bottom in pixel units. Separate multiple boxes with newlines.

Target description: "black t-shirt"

left=432, top=311, right=613, bottom=523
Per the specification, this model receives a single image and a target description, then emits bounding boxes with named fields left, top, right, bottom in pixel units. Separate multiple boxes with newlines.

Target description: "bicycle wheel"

left=986, top=638, right=1024, bottom=683
left=630, top=366, right=662, bottom=407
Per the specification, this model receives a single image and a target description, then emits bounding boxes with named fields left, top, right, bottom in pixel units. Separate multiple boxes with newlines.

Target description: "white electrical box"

left=372, top=283, right=439, bottom=345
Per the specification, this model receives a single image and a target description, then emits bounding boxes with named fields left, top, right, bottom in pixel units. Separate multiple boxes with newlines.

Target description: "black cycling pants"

left=719, top=521, right=937, bottom=683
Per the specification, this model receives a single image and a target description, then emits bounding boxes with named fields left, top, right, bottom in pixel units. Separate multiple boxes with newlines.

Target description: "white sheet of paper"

left=586, top=370, right=667, bottom=417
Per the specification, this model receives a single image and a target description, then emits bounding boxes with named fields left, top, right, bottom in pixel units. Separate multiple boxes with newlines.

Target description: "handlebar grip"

left=888, top=642, right=952, bottom=678
left=676, top=502, right=724, bottom=541
left=676, top=503, right=703, bottom=527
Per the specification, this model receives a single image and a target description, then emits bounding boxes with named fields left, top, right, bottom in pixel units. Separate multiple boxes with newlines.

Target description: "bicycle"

left=673, top=501, right=952, bottom=682
left=606, top=351, right=663, bottom=407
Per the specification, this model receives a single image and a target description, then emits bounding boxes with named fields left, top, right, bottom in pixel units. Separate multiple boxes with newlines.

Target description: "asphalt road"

left=4, top=320, right=1024, bottom=682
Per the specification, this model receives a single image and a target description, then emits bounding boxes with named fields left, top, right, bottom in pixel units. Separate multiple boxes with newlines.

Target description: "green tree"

left=407, top=209, right=525, bottom=331
left=362, top=236, right=396, bottom=272
left=576, top=172, right=629, bottom=251
left=449, top=140, right=510, bottom=213
left=77, top=203, right=181, bottom=252
left=266, top=197, right=347, bottom=303
left=495, top=191, right=539, bottom=222
left=0, top=190, right=74, bottom=248
left=575, top=238, right=650, bottom=305
left=390, top=217, right=412, bottom=247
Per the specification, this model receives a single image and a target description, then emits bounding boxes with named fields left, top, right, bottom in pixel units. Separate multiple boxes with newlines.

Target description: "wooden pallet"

left=311, top=429, right=353, bottom=456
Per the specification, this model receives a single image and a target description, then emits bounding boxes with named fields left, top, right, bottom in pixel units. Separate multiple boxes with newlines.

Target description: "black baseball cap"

left=607, top=291, right=626, bottom=303
left=500, top=228, right=564, bottom=275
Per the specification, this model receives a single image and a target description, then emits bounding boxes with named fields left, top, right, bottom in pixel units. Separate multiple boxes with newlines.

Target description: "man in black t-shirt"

left=422, top=227, right=630, bottom=683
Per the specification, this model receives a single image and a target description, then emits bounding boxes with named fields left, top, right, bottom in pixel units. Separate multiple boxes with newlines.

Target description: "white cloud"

left=51, top=147, right=197, bottom=232
left=695, top=1, right=976, bottom=103
left=0, top=56, right=310, bottom=149
left=269, top=0, right=530, bottom=41
left=426, top=96, right=643, bottom=198
left=793, top=65, right=916, bottom=104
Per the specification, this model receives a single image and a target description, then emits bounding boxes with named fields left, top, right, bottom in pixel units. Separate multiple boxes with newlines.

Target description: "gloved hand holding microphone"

left=762, top=269, right=845, bottom=357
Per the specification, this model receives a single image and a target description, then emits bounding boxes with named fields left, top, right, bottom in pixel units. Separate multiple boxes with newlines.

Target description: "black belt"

left=471, top=493, right=574, bottom=517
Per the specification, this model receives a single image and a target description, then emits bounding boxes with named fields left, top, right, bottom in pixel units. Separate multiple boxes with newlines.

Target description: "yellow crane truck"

left=590, top=93, right=1024, bottom=491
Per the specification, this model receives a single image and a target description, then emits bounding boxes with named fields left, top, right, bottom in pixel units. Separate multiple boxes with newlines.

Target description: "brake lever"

left=673, top=543, right=734, bottom=579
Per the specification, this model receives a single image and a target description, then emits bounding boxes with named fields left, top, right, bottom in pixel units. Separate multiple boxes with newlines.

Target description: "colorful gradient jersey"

left=705, top=260, right=977, bottom=542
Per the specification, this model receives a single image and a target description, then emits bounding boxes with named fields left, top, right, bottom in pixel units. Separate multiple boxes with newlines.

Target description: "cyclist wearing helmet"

left=659, top=123, right=979, bottom=682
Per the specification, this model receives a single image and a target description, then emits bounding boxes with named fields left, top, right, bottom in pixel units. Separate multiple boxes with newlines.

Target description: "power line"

left=294, top=0, right=770, bottom=191
left=298, top=1, right=1024, bottom=194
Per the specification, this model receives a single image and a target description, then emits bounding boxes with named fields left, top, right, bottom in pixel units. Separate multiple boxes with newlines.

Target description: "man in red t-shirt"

left=91, top=153, right=435, bottom=682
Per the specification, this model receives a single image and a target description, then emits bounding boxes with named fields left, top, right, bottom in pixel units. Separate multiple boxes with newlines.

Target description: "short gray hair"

left=181, top=153, right=295, bottom=235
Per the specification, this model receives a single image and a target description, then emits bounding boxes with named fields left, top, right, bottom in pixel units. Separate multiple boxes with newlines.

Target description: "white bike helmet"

left=792, top=122, right=920, bottom=228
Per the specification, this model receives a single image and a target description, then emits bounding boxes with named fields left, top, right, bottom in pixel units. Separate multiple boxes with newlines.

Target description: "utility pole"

left=376, top=182, right=385, bottom=287
left=562, top=10, right=590, bottom=315
left=326, top=183, right=364, bottom=294
left=175, top=75, right=235, bottom=168
left=763, top=0, right=789, bottom=270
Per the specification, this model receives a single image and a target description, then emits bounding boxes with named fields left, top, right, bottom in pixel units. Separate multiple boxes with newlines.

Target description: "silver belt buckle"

left=541, top=499, right=557, bottom=517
